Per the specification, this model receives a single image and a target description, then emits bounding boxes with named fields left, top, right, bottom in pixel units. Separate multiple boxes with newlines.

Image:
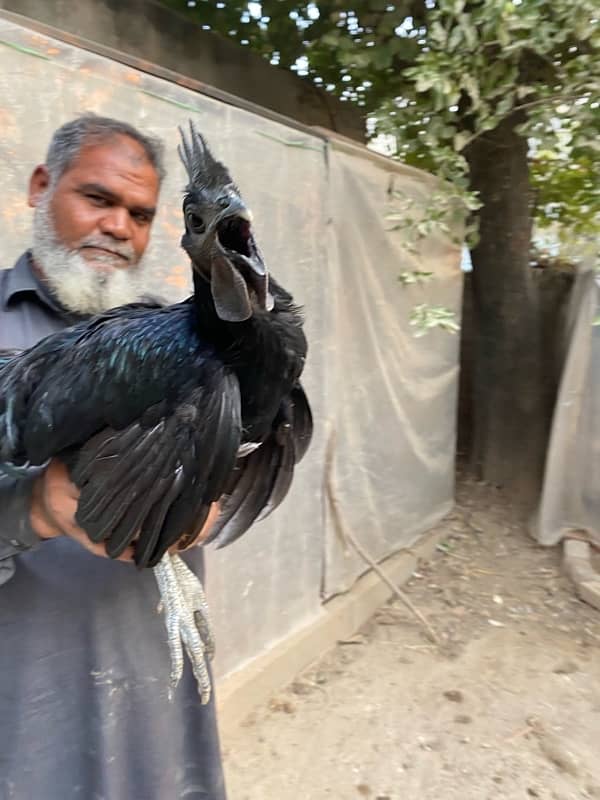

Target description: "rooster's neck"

left=191, top=266, right=254, bottom=349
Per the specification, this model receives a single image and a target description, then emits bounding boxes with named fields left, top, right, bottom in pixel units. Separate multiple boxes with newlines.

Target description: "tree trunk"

left=465, top=113, right=546, bottom=503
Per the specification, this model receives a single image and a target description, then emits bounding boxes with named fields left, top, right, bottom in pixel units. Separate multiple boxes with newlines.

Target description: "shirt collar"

left=2, top=251, right=41, bottom=309
left=2, top=251, right=84, bottom=321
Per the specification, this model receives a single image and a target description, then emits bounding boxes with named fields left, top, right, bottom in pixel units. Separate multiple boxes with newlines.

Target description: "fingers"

left=56, top=514, right=135, bottom=561
left=44, top=459, right=80, bottom=500
left=68, top=526, right=136, bottom=561
left=192, top=502, right=222, bottom=546
left=167, top=502, right=221, bottom=554
left=116, top=545, right=136, bottom=562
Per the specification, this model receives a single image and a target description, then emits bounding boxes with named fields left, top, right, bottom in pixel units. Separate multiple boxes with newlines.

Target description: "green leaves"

left=409, top=305, right=461, bottom=337
left=164, top=0, right=599, bottom=257
left=531, top=143, right=600, bottom=248
left=398, top=270, right=435, bottom=286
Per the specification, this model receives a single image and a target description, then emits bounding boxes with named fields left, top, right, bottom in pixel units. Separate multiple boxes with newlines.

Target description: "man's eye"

left=86, top=194, right=109, bottom=207
left=132, top=212, right=151, bottom=225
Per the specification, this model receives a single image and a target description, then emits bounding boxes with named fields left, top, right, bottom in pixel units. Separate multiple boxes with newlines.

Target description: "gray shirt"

left=0, top=253, right=227, bottom=800
left=0, top=252, right=83, bottom=582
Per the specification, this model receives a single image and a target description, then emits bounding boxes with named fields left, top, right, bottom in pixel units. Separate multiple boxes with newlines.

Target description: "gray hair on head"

left=45, top=112, right=166, bottom=185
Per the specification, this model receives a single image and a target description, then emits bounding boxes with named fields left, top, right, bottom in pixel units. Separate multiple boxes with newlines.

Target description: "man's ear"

left=28, top=165, right=51, bottom=208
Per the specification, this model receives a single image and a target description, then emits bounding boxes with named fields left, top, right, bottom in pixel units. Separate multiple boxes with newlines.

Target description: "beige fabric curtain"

left=532, top=267, right=600, bottom=549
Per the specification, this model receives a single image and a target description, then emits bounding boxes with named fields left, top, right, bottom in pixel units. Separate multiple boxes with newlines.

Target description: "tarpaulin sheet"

left=0, top=14, right=463, bottom=678
left=533, top=267, right=600, bottom=548
left=322, top=142, right=462, bottom=595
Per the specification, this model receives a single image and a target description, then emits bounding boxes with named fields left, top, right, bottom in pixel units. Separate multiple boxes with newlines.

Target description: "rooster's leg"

left=171, top=553, right=216, bottom=660
left=152, top=552, right=215, bottom=704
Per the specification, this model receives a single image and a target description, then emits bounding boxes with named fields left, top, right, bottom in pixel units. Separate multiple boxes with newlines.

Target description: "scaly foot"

left=171, top=553, right=216, bottom=660
left=152, top=552, right=213, bottom=704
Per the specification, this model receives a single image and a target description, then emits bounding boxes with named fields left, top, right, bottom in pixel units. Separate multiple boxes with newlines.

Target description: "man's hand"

left=30, top=459, right=220, bottom=561
left=195, top=501, right=221, bottom=544
left=169, top=501, right=221, bottom=553
left=30, top=459, right=135, bottom=561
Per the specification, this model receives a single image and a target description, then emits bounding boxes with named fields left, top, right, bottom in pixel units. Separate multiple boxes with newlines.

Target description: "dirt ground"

left=221, top=475, right=600, bottom=800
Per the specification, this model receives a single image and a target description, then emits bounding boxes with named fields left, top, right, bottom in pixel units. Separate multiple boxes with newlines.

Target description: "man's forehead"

left=61, top=136, right=160, bottom=197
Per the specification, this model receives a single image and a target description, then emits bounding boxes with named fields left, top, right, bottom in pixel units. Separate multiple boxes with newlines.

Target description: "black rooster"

left=0, top=122, right=312, bottom=703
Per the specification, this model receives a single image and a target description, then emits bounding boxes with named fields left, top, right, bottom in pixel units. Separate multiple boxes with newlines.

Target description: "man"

left=0, top=114, right=227, bottom=800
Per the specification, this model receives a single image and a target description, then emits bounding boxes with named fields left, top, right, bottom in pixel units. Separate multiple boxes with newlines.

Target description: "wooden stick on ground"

left=323, top=424, right=440, bottom=646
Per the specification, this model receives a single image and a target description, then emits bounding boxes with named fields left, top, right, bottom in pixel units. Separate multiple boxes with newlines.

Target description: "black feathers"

left=204, top=384, right=312, bottom=549
left=178, top=121, right=235, bottom=196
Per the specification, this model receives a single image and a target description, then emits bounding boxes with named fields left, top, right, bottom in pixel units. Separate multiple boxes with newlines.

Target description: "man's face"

left=29, top=134, right=161, bottom=314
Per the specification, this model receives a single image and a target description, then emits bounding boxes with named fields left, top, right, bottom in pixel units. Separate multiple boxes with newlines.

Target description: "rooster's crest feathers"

left=178, top=121, right=234, bottom=194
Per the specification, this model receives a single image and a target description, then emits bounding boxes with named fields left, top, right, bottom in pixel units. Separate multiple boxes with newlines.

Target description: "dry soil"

left=222, top=476, right=600, bottom=800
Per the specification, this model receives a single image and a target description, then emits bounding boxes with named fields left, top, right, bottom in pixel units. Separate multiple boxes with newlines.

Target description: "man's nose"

left=99, top=207, right=132, bottom=241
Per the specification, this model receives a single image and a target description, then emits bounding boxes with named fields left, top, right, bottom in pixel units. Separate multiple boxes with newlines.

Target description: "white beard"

left=31, top=191, right=147, bottom=315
